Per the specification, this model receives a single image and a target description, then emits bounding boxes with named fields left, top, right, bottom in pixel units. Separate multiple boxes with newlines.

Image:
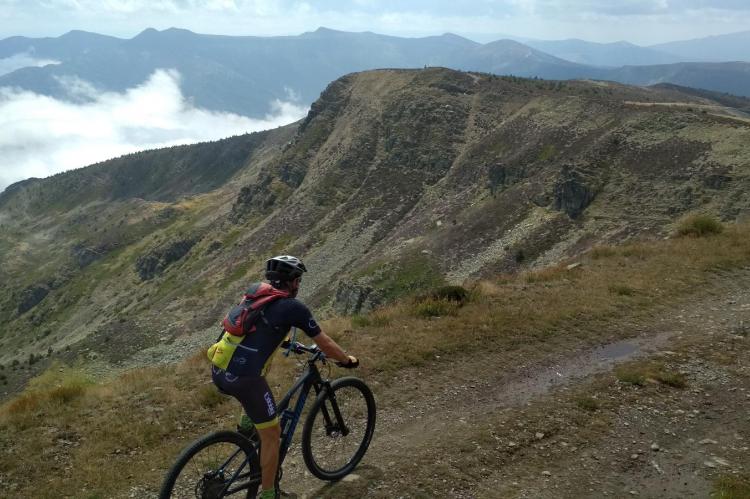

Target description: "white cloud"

left=0, top=52, right=61, bottom=77
left=0, top=69, right=307, bottom=191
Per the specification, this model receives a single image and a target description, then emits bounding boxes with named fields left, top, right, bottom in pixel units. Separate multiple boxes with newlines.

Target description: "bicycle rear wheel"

left=301, top=377, right=376, bottom=480
left=159, top=430, right=261, bottom=499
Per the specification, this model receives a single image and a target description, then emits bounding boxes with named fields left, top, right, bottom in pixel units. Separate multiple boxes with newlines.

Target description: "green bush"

left=677, top=214, right=724, bottom=237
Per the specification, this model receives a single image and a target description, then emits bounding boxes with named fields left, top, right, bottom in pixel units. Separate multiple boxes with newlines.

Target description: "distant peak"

left=132, top=27, right=196, bottom=40
left=60, top=29, right=106, bottom=38
left=313, top=27, right=342, bottom=34
left=135, top=27, right=159, bottom=37
left=164, top=27, right=195, bottom=35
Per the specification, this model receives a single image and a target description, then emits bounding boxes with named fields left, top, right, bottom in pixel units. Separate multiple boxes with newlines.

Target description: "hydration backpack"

left=222, top=282, right=290, bottom=336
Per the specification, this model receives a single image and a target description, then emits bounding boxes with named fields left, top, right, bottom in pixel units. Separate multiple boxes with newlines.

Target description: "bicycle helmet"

left=265, top=255, right=307, bottom=282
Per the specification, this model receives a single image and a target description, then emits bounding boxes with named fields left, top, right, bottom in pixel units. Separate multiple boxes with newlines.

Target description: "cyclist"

left=211, top=255, right=359, bottom=499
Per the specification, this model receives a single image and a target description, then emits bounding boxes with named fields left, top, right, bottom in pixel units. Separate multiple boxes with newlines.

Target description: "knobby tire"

left=301, top=376, right=376, bottom=480
left=159, top=430, right=260, bottom=499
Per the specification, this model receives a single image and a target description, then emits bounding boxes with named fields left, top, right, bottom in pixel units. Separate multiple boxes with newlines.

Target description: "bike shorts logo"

left=308, top=318, right=318, bottom=330
left=264, top=392, right=275, bottom=416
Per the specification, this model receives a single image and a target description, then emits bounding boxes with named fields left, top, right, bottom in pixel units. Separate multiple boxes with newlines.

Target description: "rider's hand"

left=336, top=355, right=359, bottom=369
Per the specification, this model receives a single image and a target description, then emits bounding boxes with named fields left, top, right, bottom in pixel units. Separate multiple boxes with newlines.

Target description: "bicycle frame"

left=277, top=351, right=335, bottom=465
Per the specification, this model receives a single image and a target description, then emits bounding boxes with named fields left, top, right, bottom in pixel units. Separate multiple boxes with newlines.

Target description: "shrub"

left=677, top=214, right=724, bottom=237
left=615, top=365, right=646, bottom=386
left=418, top=285, right=470, bottom=305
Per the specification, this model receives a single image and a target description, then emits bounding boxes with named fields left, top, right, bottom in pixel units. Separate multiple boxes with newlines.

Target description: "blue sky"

left=2, top=0, right=750, bottom=45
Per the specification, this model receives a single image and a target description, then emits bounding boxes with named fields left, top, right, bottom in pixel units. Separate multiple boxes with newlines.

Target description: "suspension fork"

left=316, top=380, right=350, bottom=437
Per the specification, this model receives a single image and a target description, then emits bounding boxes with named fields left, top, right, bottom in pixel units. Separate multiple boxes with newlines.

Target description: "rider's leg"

left=256, top=420, right=281, bottom=493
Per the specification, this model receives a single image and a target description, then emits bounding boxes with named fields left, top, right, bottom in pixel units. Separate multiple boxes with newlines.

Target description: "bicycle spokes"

left=169, top=439, right=258, bottom=498
left=305, top=383, right=371, bottom=475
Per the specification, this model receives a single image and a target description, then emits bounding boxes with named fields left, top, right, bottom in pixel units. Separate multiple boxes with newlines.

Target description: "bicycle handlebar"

left=282, top=340, right=324, bottom=358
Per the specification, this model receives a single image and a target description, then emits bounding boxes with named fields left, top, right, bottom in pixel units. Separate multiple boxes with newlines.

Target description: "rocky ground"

left=277, top=267, right=750, bottom=498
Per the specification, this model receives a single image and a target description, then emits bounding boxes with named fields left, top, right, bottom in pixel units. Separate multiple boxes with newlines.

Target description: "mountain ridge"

left=1, top=27, right=749, bottom=120
left=1, top=68, right=749, bottom=386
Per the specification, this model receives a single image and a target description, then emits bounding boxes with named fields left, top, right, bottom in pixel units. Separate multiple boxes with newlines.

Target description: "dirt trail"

left=282, top=267, right=750, bottom=498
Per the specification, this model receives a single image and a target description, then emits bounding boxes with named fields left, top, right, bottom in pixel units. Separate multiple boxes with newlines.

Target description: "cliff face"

left=1, top=68, right=750, bottom=382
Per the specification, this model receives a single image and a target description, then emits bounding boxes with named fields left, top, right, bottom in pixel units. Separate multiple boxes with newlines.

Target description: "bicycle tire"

left=159, top=430, right=261, bottom=499
left=301, top=377, right=376, bottom=481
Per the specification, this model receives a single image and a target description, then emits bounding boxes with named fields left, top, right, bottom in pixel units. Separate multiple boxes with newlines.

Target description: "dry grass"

left=2, top=224, right=750, bottom=497
left=589, top=246, right=617, bottom=259
left=412, top=298, right=461, bottom=318
left=714, top=475, right=750, bottom=499
left=574, top=395, right=601, bottom=412
left=615, top=361, right=688, bottom=388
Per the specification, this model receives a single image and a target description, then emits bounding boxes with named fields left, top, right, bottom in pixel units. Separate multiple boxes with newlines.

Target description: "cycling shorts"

left=211, top=366, right=279, bottom=429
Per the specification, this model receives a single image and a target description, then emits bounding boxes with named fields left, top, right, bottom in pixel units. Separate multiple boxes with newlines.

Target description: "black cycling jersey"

left=224, top=297, right=321, bottom=377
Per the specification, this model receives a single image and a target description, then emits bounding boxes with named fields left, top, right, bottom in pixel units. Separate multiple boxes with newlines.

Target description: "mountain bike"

left=158, top=341, right=377, bottom=498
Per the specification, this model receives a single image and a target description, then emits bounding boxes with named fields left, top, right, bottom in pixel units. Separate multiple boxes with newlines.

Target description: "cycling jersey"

left=224, top=297, right=321, bottom=377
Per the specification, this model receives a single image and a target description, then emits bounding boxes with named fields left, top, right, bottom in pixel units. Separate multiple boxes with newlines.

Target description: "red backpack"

left=222, top=282, right=289, bottom=336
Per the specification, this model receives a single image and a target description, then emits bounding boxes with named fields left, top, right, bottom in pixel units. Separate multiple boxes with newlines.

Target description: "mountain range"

left=1, top=67, right=749, bottom=390
left=1, top=27, right=749, bottom=119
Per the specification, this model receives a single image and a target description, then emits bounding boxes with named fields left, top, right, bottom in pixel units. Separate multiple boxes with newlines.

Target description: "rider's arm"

left=312, top=331, right=356, bottom=365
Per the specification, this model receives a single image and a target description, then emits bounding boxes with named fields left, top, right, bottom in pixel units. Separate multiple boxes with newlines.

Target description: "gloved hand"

left=336, top=355, right=359, bottom=369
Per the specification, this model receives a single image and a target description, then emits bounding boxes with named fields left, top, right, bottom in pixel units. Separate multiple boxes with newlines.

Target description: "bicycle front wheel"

left=159, top=430, right=261, bottom=499
left=301, top=376, right=376, bottom=480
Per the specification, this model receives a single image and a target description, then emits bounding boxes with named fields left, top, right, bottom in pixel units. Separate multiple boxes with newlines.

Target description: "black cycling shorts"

left=211, top=366, right=279, bottom=429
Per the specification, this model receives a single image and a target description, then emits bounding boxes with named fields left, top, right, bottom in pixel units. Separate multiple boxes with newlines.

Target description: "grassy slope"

left=1, top=223, right=749, bottom=498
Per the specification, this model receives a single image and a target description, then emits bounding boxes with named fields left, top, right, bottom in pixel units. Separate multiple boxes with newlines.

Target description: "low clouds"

left=0, top=52, right=60, bottom=76
left=0, top=69, right=307, bottom=191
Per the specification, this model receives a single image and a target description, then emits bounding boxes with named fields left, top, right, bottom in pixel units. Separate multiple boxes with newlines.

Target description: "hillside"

left=2, top=27, right=750, bottom=120
left=1, top=68, right=750, bottom=398
left=608, top=62, right=750, bottom=99
left=524, top=39, right=682, bottom=67
left=1, top=222, right=749, bottom=498
left=651, top=30, right=750, bottom=63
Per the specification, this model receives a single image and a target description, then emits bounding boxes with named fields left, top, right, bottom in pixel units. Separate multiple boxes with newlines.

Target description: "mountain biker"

left=211, top=255, right=359, bottom=499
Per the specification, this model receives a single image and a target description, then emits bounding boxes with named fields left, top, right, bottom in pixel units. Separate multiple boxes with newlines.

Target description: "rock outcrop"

left=135, top=238, right=197, bottom=281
